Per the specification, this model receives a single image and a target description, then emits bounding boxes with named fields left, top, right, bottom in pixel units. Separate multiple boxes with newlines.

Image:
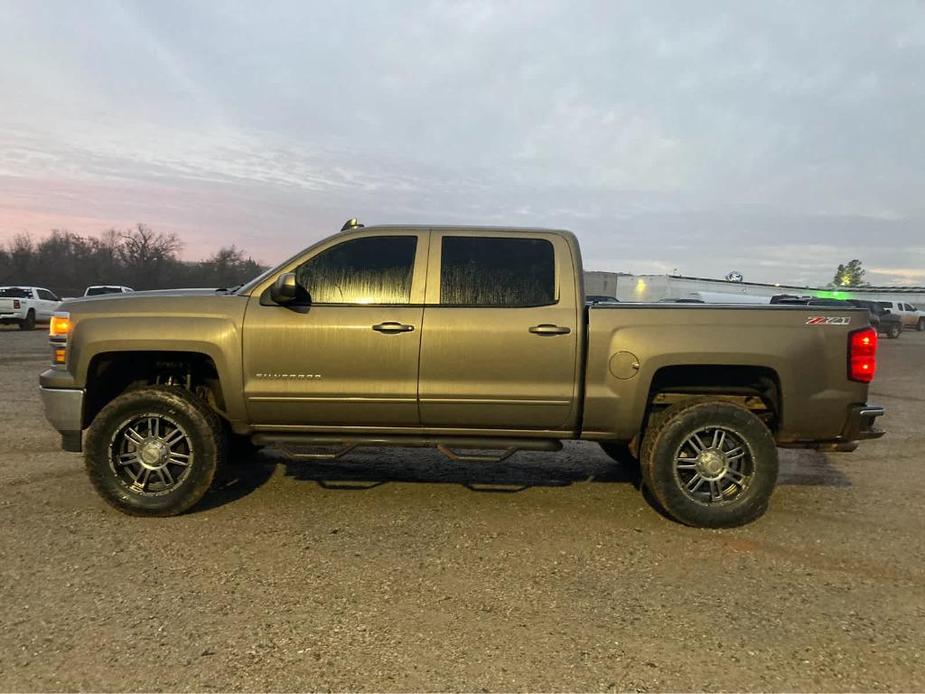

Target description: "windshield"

left=0, top=287, right=29, bottom=298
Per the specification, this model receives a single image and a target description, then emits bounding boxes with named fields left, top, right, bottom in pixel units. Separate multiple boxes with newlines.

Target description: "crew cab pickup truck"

left=39, top=223, right=885, bottom=527
left=0, top=286, right=61, bottom=330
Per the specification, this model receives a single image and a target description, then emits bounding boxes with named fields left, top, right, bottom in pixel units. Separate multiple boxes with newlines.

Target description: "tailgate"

left=0, top=298, right=18, bottom=312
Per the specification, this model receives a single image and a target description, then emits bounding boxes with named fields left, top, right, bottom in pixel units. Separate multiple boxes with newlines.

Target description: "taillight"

left=848, top=327, right=877, bottom=383
left=13, top=299, right=20, bottom=309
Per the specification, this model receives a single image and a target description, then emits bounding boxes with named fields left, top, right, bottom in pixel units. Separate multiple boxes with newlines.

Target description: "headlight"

left=49, top=312, right=71, bottom=365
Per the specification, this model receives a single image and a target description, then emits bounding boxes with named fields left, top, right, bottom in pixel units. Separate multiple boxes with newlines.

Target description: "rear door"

left=418, top=231, right=580, bottom=432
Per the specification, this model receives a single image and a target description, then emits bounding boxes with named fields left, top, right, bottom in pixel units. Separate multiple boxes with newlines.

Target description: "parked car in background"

left=84, top=285, right=134, bottom=297
left=849, top=300, right=904, bottom=339
left=770, top=295, right=903, bottom=339
left=0, top=286, right=61, bottom=330
left=877, top=301, right=924, bottom=331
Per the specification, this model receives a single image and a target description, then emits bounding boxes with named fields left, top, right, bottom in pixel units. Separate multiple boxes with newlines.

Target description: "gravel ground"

left=0, top=326, right=923, bottom=692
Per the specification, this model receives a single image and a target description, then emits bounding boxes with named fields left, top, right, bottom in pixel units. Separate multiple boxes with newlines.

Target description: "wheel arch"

left=83, top=349, right=232, bottom=429
left=644, top=363, right=782, bottom=433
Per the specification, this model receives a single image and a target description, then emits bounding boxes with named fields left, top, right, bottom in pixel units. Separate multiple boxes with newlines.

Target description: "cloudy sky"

left=1, top=0, right=924, bottom=285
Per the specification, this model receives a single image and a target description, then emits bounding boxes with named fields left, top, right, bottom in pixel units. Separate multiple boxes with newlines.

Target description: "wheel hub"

left=695, top=448, right=728, bottom=480
left=138, top=439, right=170, bottom=469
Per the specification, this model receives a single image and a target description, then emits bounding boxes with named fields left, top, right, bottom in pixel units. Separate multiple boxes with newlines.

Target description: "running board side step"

left=250, top=433, right=563, bottom=463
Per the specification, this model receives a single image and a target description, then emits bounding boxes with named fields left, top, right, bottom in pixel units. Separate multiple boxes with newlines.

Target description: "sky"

left=1, top=0, right=924, bottom=286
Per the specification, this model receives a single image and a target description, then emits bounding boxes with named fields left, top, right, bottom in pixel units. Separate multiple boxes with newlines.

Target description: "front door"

left=418, top=232, right=581, bottom=432
left=243, top=232, right=428, bottom=428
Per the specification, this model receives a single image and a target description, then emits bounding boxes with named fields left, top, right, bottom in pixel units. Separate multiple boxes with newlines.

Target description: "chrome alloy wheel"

left=673, top=426, right=753, bottom=504
left=109, top=414, right=193, bottom=495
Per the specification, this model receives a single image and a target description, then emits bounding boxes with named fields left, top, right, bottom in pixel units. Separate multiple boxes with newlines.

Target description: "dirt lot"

left=0, top=327, right=923, bottom=692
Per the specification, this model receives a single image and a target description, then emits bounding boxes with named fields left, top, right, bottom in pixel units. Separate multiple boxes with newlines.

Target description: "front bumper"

left=39, top=386, right=84, bottom=452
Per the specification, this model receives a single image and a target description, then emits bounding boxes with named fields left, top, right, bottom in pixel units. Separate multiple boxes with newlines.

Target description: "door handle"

left=529, top=324, right=571, bottom=335
left=372, top=321, right=415, bottom=334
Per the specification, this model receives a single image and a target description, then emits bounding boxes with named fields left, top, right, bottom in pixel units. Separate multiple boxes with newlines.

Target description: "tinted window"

left=295, top=236, right=416, bottom=304
left=86, top=286, right=122, bottom=296
left=0, top=287, right=29, bottom=298
left=440, top=237, right=555, bottom=306
left=38, top=289, right=58, bottom=301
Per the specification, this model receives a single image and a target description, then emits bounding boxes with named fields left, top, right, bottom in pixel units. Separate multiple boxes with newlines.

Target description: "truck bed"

left=582, top=303, right=870, bottom=443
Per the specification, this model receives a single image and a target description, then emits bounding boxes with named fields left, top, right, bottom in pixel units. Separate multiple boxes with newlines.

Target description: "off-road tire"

left=18, top=310, right=35, bottom=331
left=84, top=386, right=226, bottom=516
left=887, top=324, right=901, bottom=339
left=639, top=399, right=778, bottom=528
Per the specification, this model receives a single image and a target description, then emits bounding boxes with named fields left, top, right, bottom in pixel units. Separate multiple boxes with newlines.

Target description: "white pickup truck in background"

left=879, top=300, right=925, bottom=332
left=0, top=286, right=62, bottom=330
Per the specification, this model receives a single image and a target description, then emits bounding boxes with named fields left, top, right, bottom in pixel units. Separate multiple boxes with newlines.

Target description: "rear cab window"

left=0, top=287, right=30, bottom=298
left=438, top=236, right=556, bottom=306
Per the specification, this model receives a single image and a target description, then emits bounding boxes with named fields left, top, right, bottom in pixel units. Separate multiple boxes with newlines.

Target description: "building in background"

left=583, top=271, right=925, bottom=306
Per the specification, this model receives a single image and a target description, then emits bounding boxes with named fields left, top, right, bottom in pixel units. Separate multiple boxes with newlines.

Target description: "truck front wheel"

left=84, top=386, right=226, bottom=516
left=640, top=400, right=778, bottom=528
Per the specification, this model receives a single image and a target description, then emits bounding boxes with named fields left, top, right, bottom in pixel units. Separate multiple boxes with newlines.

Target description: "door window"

left=294, top=236, right=416, bottom=305
left=439, top=236, right=555, bottom=306
left=37, top=289, right=58, bottom=301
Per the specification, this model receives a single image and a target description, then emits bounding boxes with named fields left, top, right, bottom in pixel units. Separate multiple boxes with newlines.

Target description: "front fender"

left=63, top=314, right=246, bottom=423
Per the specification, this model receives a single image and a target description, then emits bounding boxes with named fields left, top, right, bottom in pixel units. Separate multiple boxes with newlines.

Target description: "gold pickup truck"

left=39, top=223, right=884, bottom=527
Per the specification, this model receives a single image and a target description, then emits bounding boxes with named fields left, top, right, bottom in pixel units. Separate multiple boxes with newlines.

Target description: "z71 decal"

left=806, top=316, right=850, bottom=326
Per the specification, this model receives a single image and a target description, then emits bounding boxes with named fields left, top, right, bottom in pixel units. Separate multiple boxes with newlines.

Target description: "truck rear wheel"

left=640, top=400, right=778, bottom=528
left=887, top=324, right=901, bottom=339
left=18, top=310, right=35, bottom=331
left=84, top=386, right=225, bottom=516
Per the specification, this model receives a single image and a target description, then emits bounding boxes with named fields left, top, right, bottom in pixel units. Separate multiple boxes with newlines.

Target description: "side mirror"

left=270, top=273, right=298, bottom=304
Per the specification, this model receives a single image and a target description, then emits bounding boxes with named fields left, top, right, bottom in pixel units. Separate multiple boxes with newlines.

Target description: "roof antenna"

left=341, top=218, right=364, bottom=231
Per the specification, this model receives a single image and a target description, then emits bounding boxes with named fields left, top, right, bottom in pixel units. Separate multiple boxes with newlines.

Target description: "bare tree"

left=0, top=225, right=265, bottom=294
left=117, top=224, right=183, bottom=267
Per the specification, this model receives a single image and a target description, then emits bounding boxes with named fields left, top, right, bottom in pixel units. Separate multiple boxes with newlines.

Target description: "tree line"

left=0, top=225, right=268, bottom=297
